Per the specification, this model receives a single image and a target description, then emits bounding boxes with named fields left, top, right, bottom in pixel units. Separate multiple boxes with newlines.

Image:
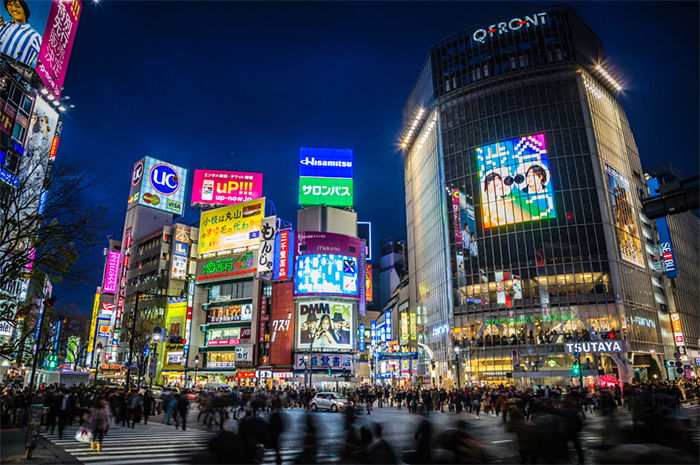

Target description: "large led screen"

left=476, top=133, right=555, bottom=228
left=296, top=299, right=354, bottom=351
left=294, top=254, right=358, bottom=297
left=605, top=164, right=644, bottom=267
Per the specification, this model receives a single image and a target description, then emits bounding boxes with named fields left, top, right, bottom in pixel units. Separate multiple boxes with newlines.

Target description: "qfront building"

left=401, top=5, right=676, bottom=387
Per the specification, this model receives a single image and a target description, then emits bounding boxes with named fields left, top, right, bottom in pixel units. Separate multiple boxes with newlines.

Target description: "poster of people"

left=0, top=0, right=51, bottom=67
left=296, top=300, right=354, bottom=351
left=605, top=164, right=644, bottom=267
left=476, top=133, right=556, bottom=228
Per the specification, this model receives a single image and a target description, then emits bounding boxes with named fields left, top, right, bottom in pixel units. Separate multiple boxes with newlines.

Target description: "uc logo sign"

left=149, top=163, right=180, bottom=195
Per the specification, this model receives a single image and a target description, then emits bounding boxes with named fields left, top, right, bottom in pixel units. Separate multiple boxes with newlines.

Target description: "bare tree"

left=0, top=158, right=104, bottom=360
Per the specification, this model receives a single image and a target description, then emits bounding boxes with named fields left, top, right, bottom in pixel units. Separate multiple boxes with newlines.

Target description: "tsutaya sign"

left=565, top=341, right=626, bottom=354
left=472, top=12, right=548, bottom=44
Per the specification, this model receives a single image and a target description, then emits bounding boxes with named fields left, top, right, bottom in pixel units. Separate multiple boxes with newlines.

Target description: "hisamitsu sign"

left=564, top=341, right=626, bottom=354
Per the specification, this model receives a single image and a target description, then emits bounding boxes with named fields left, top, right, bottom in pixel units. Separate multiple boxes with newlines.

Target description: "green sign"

left=201, top=252, right=255, bottom=276
left=299, top=176, right=353, bottom=207
left=484, top=313, right=575, bottom=326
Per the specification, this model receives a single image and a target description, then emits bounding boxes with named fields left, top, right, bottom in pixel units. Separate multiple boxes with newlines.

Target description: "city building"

left=400, top=4, right=676, bottom=387
left=646, top=163, right=700, bottom=378
left=378, top=239, right=407, bottom=308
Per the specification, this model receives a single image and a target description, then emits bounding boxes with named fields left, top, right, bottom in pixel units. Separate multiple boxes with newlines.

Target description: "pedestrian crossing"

left=42, top=423, right=338, bottom=464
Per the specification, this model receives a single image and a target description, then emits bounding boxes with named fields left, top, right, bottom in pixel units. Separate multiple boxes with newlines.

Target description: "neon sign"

left=471, top=12, right=548, bottom=44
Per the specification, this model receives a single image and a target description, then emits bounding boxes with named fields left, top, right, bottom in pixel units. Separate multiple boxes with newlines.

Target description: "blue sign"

left=358, top=323, right=365, bottom=352
left=299, top=147, right=354, bottom=179
left=385, top=310, right=392, bottom=341
left=294, top=254, right=358, bottom=296
left=647, top=178, right=678, bottom=278
left=370, top=320, right=377, bottom=346
left=150, top=163, right=181, bottom=195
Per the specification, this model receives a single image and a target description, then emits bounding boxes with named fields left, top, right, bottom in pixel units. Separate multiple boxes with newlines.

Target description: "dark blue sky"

left=54, top=1, right=699, bottom=314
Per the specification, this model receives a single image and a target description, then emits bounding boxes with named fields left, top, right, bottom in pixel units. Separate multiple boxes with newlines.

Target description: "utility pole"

left=124, top=291, right=141, bottom=391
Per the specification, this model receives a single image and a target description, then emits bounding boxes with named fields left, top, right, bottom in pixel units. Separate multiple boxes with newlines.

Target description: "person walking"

left=88, top=400, right=112, bottom=454
left=175, top=392, right=189, bottom=431
left=143, top=390, right=154, bottom=425
left=57, top=389, right=72, bottom=439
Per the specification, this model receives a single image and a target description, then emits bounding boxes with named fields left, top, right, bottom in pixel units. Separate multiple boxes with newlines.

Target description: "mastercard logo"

left=143, top=193, right=161, bottom=206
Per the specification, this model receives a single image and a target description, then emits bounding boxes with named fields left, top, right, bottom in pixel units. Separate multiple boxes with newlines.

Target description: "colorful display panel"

left=647, top=177, right=678, bottom=278
left=296, top=231, right=361, bottom=257
left=365, top=264, right=373, bottom=302
left=299, top=176, right=353, bottom=207
left=476, top=133, right=555, bottom=228
left=273, top=229, right=294, bottom=280
left=294, top=254, right=358, bottom=297
left=296, top=300, right=354, bottom=351
left=191, top=169, right=263, bottom=207
left=605, top=164, right=644, bottom=267
left=198, top=198, right=265, bottom=255
left=269, top=281, right=294, bottom=365
left=128, top=156, right=188, bottom=216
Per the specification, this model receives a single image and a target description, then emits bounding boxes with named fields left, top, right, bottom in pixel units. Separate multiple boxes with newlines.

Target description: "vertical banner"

left=365, top=264, right=373, bottom=302
left=274, top=229, right=294, bottom=280
left=86, top=291, right=100, bottom=368
left=370, top=320, right=377, bottom=347
left=359, top=239, right=366, bottom=316
left=171, top=225, right=190, bottom=279
left=385, top=310, right=392, bottom=342
left=451, top=189, right=463, bottom=247
left=358, top=323, right=365, bottom=352
left=258, top=216, right=277, bottom=273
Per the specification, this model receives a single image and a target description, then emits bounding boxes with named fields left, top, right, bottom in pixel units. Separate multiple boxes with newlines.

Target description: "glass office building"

left=401, top=5, right=674, bottom=387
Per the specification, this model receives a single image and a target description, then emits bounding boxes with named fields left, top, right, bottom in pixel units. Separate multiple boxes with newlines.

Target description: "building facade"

left=401, top=5, right=674, bottom=387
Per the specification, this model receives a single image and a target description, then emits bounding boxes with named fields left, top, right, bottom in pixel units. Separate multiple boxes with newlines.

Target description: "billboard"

left=258, top=216, right=276, bottom=273
left=294, top=254, right=358, bottom=297
left=20, top=97, right=58, bottom=204
left=269, top=281, right=294, bottom=365
left=647, top=177, right=677, bottom=278
left=273, top=229, right=294, bottom=280
left=296, top=300, right=354, bottom=351
left=198, top=197, right=265, bottom=255
left=128, top=156, right=188, bottom=216
left=605, top=164, right=644, bottom=267
left=191, top=169, right=263, bottom=207
left=102, top=251, right=120, bottom=294
left=198, top=251, right=256, bottom=281
left=296, top=231, right=361, bottom=258
left=298, top=147, right=354, bottom=207
left=206, top=303, right=253, bottom=323
left=299, top=176, right=353, bottom=207
left=476, top=133, right=556, bottom=228
left=365, top=264, right=373, bottom=302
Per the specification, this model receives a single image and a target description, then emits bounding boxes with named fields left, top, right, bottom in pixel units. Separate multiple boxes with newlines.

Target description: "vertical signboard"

left=35, top=0, right=82, bottom=99
left=102, top=251, right=120, bottom=294
left=647, top=177, right=678, bottom=278
left=191, top=169, right=263, bottom=207
left=258, top=216, right=277, bottom=273
left=358, top=323, right=365, bottom=352
left=359, top=239, right=366, bottom=316
left=86, top=291, right=100, bottom=367
left=269, top=282, right=294, bottom=365
left=171, top=225, right=190, bottom=279
left=274, top=229, right=294, bottom=280
left=605, top=164, right=644, bottom=267
left=451, top=189, right=463, bottom=247
left=365, top=264, right=373, bottom=302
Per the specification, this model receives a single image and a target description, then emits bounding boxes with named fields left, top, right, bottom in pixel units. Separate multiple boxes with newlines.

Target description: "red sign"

left=240, top=328, right=252, bottom=339
left=100, top=303, right=114, bottom=313
left=269, top=282, right=294, bottom=366
left=278, top=230, right=291, bottom=279
left=48, top=137, right=60, bottom=160
left=237, top=371, right=255, bottom=378
left=207, top=339, right=240, bottom=346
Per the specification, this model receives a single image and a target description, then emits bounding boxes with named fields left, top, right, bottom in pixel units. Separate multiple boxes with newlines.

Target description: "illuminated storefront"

left=401, top=5, right=672, bottom=386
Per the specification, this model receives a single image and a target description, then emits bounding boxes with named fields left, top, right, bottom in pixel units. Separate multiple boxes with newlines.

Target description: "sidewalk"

left=0, top=427, right=79, bottom=464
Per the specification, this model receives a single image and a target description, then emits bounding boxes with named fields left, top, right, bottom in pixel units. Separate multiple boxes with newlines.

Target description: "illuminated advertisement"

left=171, top=225, right=190, bottom=279
left=86, top=292, right=100, bottom=367
left=1, top=0, right=82, bottom=90
left=670, top=313, right=685, bottom=348
left=21, top=98, right=58, bottom=204
left=495, top=271, right=522, bottom=307
left=198, top=198, right=265, bottom=255
left=166, top=300, right=187, bottom=344
left=476, top=133, right=555, bottom=228
left=206, top=303, right=253, bottom=323
left=258, top=216, right=276, bottom=273
left=128, top=156, right=188, bottom=216
left=294, top=255, right=358, bottom=297
left=97, top=318, right=110, bottom=337
left=102, top=251, right=120, bottom=294
left=269, top=281, right=294, bottom=365
left=647, top=177, right=677, bottom=278
left=299, top=147, right=353, bottom=178
left=299, top=176, right=353, bottom=207
left=294, top=353, right=353, bottom=370
left=605, top=164, right=644, bottom=267
left=455, top=190, right=478, bottom=257
left=198, top=251, right=255, bottom=281
left=273, top=229, right=294, bottom=280
left=296, top=300, right=354, bottom=351
left=296, top=231, right=361, bottom=257
left=191, top=169, right=263, bottom=207
left=365, top=264, right=373, bottom=302
left=36, top=0, right=82, bottom=98
left=0, top=139, right=23, bottom=187
left=358, top=323, right=365, bottom=352
left=409, top=313, right=417, bottom=341
left=298, top=147, right=354, bottom=207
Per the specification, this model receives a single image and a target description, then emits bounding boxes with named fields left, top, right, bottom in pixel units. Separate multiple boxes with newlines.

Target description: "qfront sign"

left=564, top=340, right=627, bottom=354
left=471, top=12, right=548, bottom=44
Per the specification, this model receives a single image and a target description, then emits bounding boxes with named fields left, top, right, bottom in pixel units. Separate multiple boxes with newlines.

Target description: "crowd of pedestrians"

left=0, top=378, right=698, bottom=463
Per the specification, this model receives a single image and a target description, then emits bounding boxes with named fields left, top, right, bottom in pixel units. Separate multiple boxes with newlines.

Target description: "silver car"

left=310, top=392, right=348, bottom=412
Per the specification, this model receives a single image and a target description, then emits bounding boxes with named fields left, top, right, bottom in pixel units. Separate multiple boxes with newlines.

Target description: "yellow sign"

left=198, top=198, right=265, bottom=254
left=87, top=292, right=100, bottom=360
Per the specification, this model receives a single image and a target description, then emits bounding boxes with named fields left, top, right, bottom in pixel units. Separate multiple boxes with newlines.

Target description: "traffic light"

left=45, top=354, right=58, bottom=370
left=43, top=296, right=57, bottom=308
left=571, top=361, right=581, bottom=377
left=327, top=368, right=332, bottom=376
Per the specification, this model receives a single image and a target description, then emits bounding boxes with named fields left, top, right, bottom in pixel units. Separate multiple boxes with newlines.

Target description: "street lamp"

left=193, top=355, right=199, bottom=388
left=149, top=327, right=162, bottom=389
left=93, top=342, right=103, bottom=387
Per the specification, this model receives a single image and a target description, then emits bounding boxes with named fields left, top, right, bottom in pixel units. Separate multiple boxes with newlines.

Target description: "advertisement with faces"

left=297, top=300, right=354, bottom=351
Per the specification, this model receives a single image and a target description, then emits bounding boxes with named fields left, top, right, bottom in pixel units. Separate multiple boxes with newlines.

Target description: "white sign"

left=235, top=346, right=253, bottom=362
left=472, top=12, right=548, bottom=44
left=565, top=340, right=626, bottom=354
left=0, top=321, right=13, bottom=337
left=258, top=216, right=277, bottom=273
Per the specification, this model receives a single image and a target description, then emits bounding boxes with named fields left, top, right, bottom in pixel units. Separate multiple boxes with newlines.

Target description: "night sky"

left=54, top=1, right=699, bottom=315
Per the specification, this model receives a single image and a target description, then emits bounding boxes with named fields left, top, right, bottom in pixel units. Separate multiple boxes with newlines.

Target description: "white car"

left=310, top=392, right=348, bottom=412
